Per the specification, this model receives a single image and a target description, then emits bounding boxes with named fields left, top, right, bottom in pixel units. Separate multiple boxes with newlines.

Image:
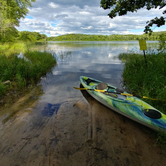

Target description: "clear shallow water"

left=38, top=41, right=158, bottom=104
left=0, top=41, right=164, bottom=166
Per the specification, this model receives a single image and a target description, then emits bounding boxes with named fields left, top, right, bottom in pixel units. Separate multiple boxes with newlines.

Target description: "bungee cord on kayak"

left=74, top=82, right=165, bottom=101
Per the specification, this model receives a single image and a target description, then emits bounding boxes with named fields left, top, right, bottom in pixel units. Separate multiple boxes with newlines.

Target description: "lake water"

left=1, top=41, right=163, bottom=166
left=38, top=41, right=158, bottom=104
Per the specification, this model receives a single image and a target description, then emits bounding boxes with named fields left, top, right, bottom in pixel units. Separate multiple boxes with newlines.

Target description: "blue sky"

left=16, top=0, right=166, bottom=37
left=26, top=16, right=33, bottom=19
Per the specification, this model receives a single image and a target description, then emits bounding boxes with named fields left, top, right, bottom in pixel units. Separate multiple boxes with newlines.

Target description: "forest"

left=48, top=31, right=166, bottom=41
left=0, top=29, right=47, bottom=43
left=1, top=30, right=166, bottom=43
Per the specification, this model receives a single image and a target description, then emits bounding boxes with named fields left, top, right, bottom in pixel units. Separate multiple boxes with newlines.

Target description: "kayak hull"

left=80, top=76, right=166, bottom=133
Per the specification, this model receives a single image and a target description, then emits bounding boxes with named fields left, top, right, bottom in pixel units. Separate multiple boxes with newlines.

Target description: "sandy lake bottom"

left=0, top=89, right=166, bottom=166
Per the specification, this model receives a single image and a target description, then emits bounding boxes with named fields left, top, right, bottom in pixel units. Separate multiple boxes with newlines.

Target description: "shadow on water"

left=41, top=102, right=64, bottom=117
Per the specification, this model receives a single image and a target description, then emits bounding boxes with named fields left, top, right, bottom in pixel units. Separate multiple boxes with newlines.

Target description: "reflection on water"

left=38, top=41, right=158, bottom=105
left=17, top=52, right=30, bottom=62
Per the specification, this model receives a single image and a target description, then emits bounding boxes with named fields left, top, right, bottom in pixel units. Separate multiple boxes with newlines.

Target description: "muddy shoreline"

left=0, top=89, right=166, bottom=166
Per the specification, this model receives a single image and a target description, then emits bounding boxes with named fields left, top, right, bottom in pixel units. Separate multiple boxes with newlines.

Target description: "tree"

left=100, top=0, right=166, bottom=33
left=19, top=31, right=36, bottom=42
left=0, top=0, right=35, bottom=36
left=19, top=31, right=47, bottom=42
left=0, top=27, right=19, bottom=42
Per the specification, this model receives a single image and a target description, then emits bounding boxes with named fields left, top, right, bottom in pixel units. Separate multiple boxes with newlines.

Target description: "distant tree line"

left=0, top=30, right=47, bottom=42
left=1, top=31, right=165, bottom=43
left=48, top=32, right=166, bottom=41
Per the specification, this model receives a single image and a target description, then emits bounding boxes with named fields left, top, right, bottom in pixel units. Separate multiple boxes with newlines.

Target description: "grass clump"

left=119, top=52, right=166, bottom=114
left=0, top=51, right=56, bottom=98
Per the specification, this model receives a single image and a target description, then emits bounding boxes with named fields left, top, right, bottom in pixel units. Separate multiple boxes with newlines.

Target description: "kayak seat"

left=96, top=82, right=108, bottom=90
left=96, top=83, right=120, bottom=98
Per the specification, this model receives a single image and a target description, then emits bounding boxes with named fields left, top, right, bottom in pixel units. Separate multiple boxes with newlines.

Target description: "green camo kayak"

left=79, top=76, right=166, bottom=133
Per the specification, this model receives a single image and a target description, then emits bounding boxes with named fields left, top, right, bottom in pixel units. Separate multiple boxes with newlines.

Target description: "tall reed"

left=0, top=51, right=56, bottom=97
left=119, top=53, right=166, bottom=113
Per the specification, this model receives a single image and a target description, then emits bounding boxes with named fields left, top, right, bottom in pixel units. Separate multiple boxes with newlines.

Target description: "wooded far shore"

left=48, top=31, right=166, bottom=41
left=1, top=30, right=166, bottom=43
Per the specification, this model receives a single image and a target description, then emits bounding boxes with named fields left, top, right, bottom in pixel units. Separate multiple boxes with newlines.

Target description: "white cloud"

left=16, top=0, right=166, bottom=36
left=49, top=2, right=59, bottom=8
left=109, top=23, right=116, bottom=28
left=79, top=11, right=91, bottom=15
left=81, top=26, right=92, bottom=29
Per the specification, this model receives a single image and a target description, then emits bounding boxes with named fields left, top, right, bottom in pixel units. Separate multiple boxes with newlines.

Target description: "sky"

left=16, top=0, right=166, bottom=37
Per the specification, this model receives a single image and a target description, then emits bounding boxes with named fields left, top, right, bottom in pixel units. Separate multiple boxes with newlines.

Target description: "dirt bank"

left=0, top=90, right=166, bottom=166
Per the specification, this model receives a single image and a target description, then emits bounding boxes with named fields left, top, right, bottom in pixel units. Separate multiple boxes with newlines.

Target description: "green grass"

left=0, top=51, right=56, bottom=97
left=119, top=52, right=166, bottom=114
left=119, top=52, right=166, bottom=148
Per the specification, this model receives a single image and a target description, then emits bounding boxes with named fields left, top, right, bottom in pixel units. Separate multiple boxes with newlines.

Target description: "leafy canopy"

left=0, top=0, right=35, bottom=30
left=100, top=0, right=166, bottom=33
left=0, top=0, right=36, bottom=42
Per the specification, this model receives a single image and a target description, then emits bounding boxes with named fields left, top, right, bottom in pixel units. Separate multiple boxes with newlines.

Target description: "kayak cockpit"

left=143, top=109, right=162, bottom=119
left=95, top=82, right=127, bottom=100
left=82, top=77, right=128, bottom=101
